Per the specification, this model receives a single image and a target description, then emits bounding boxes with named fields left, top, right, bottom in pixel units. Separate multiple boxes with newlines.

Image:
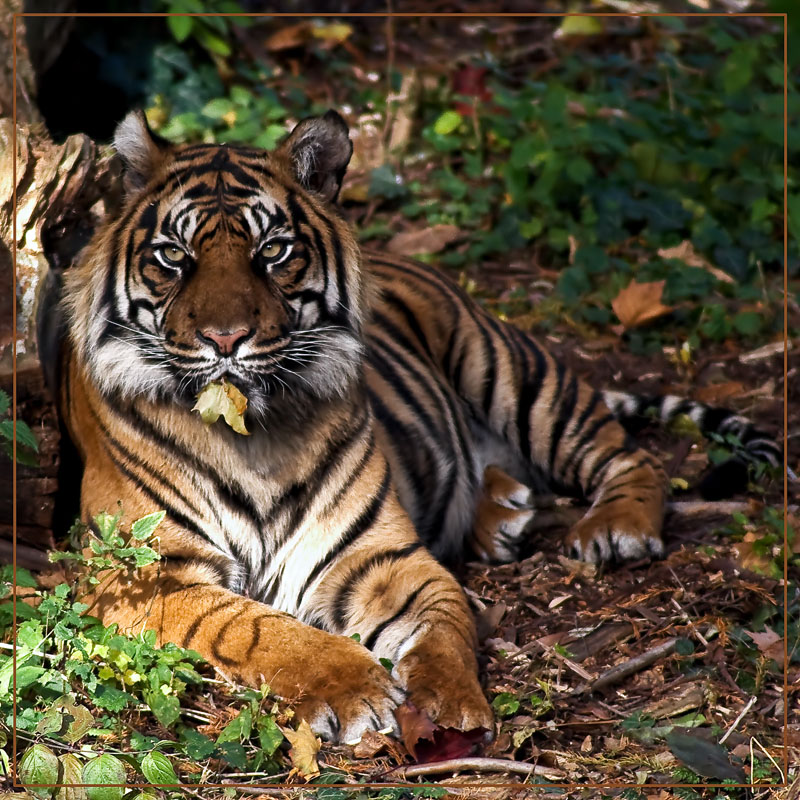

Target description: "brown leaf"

left=395, top=702, right=487, bottom=764
left=744, top=628, right=784, bottom=665
left=265, top=22, right=311, bottom=51
left=395, top=701, right=437, bottom=760
left=611, top=280, right=674, bottom=330
left=474, top=602, right=506, bottom=642
left=386, top=224, right=462, bottom=256
left=658, top=241, right=735, bottom=284
left=352, top=729, right=395, bottom=759
left=282, top=719, right=321, bottom=779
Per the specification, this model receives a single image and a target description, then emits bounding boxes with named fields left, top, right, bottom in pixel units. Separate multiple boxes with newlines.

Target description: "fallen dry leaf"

left=193, top=379, right=250, bottom=435
left=352, top=729, right=397, bottom=759
left=395, top=701, right=487, bottom=764
left=282, top=719, right=321, bottom=779
left=387, top=224, right=462, bottom=256
left=744, top=628, right=784, bottom=666
left=265, top=22, right=311, bottom=51
left=395, top=702, right=437, bottom=760
left=611, top=279, right=674, bottom=330
left=658, top=241, right=735, bottom=284
left=693, top=381, right=746, bottom=405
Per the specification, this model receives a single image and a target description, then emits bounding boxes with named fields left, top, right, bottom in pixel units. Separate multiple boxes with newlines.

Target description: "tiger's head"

left=65, top=110, right=365, bottom=420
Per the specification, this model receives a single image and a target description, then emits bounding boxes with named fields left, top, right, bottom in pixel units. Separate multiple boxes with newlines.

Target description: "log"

left=0, top=1, right=121, bottom=567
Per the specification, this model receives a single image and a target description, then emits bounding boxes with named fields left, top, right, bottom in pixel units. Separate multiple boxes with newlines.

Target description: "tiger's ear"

left=113, top=110, right=171, bottom=193
left=280, top=110, right=353, bottom=203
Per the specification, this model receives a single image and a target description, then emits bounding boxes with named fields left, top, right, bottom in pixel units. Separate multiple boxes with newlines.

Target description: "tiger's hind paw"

left=565, top=505, right=664, bottom=564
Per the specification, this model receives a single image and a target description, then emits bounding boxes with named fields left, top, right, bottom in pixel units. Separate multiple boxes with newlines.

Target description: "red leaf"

left=452, top=65, right=492, bottom=115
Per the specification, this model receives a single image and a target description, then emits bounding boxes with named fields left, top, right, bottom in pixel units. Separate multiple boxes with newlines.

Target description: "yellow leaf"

left=556, top=16, right=604, bottom=38
left=311, top=22, right=352, bottom=42
left=670, top=477, right=689, bottom=491
left=192, top=380, right=250, bottom=435
left=282, top=719, right=320, bottom=779
left=611, top=280, right=674, bottom=330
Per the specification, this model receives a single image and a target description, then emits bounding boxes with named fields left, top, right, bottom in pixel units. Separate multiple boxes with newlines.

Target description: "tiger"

left=40, top=109, right=780, bottom=743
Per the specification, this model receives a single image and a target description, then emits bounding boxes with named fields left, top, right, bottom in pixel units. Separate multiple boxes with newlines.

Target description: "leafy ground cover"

left=5, top=4, right=798, bottom=798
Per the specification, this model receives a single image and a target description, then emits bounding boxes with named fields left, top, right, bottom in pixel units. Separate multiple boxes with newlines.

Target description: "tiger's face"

left=67, top=111, right=363, bottom=419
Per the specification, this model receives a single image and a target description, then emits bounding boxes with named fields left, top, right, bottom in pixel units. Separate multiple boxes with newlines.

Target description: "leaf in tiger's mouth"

left=192, top=379, right=250, bottom=435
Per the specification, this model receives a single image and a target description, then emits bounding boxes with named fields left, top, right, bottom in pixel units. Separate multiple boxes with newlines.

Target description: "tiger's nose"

left=198, top=327, right=250, bottom=355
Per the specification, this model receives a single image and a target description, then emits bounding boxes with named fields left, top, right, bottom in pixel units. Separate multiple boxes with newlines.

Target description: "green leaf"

left=216, top=741, right=247, bottom=769
left=17, top=619, right=44, bottom=649
left=566, top=157, right=594, bottom=185
left=201, top=98, right=235, bottom=119
left=19, top=743, right=60, bottom=799
left=82, top=754, right=127, bottom=800
left=0, top=419, right=38, bottom=452
left=167, top=15, right=193, bottom=42
left=519, top=218, right=543, bottom=238
left=256, top=716, right=284, bottom=756
left=144, top=689, right=180, bottom=728
left=180, top=729, right=216, bottom=760
left=0, top=390, right=8, bottom=416
left=666, top=731, right=745, bottom=782
left=195, top=27, right=232, bottom=56
left=733, top=311, right=762, bottom=336
left=16, top=665, right=46, bottom=688
left=216, top=705, right=252, bottom=744
left=140, top=750, right=179, bottom=787
left=491, top=692, right=520, bottom=717
left=57, top=752, right=87, bottom=800
left=433, top=110, right=462, bottom=136
left=92, top=684, right=135, bottom=712
left=130, top=511, right=166, bottom=541
left=787, top=194, right=800, bottom=246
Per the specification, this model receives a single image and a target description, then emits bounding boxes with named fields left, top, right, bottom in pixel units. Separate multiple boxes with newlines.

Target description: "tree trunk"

left=0, top=2, right=121, bottom=568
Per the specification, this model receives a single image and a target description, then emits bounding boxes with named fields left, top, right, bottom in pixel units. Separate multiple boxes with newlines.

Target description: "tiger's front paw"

left=565, top=502, right=664, bottom=564
left=289, top=636, right=406, bottom=743
left=395, top=646, right=494, bottom=734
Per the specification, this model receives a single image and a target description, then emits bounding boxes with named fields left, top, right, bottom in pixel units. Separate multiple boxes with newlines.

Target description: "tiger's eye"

left=260, top=242, right=286, bottom=259
left=163, top=246, right=186, bottom=263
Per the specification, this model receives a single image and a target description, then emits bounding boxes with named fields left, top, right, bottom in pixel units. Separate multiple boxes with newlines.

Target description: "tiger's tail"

left=600, top=390, right=782, bottom=500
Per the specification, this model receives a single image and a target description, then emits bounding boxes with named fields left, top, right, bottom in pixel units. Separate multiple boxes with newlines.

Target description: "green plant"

left=1, top=510, right=288, bottom=791
left=0, top=389, right=38, bottom=466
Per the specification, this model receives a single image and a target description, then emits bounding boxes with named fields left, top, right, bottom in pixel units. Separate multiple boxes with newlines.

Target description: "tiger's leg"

left=88, top=559, right=406, bottom=741
left=449, top=316, right=667, bottom=563
left=470, top=464, right=536, bottom=563
left=323, top=499, right=493, bottom=733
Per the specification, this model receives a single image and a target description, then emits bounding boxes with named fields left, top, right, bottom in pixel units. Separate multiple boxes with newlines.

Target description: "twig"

left=388, top=757, right=564, bottom=781
left=589, top=638, right=677, bottom=692
left=220, top=786, right=296, bottom=796
left=750, top=736, right=785, bottom=783
left=670, top=597, right=709, bottom=647
left=719, top=695, right=757, bottom=744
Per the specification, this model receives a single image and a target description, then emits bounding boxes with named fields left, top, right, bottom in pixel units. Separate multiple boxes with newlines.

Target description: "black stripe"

left=585, top=446, right=631, bottom=494
left=363, top=577, right=437, bottom=651
left=549, top=374, right=579, bottom=475
left=566, top=413, right=617, bottom=487
left=331, top=541, right=423, bottom=631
